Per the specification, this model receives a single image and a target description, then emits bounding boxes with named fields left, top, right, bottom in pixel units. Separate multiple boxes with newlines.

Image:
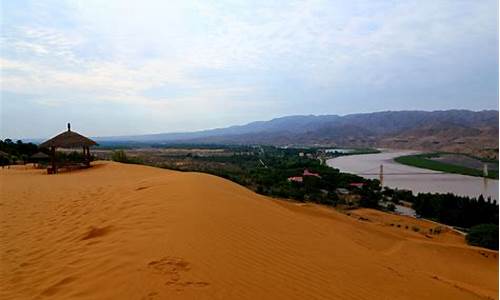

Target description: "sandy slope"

left=0, top=161, right=497, bottom=300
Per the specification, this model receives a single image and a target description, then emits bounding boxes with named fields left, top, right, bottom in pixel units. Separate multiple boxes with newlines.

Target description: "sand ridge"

left=0, top=161, right=498, bottom=299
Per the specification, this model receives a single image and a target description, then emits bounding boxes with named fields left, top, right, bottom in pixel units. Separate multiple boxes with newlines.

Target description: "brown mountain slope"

left=0, top=162, right=498, bottom=300
left=380, top=124, right=499, bottom=158
left=96, top=110, right=498, bottom=159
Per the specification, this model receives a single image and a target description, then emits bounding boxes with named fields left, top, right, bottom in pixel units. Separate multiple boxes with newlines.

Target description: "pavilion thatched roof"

left=0, top=150, right=8, bottom=157
left=39, top=124, right=98, bottom=148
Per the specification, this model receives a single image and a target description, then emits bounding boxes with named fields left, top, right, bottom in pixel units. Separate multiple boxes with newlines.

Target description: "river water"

left=327, top=150, right=498, bottom=200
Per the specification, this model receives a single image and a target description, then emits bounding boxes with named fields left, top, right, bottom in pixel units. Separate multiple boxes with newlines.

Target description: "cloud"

left=0, top=0, right=498, bottom=138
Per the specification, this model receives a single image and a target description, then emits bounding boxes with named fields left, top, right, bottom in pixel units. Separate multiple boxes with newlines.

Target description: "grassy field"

left=394, top=153, right=499, bottom=179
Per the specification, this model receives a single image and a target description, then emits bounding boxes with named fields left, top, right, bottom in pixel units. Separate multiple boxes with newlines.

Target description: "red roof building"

left=287, top=176, right=304, bottom=183
left=303, top=169, right=321, bottom=178
left=349, top=182, right=365, bottom=188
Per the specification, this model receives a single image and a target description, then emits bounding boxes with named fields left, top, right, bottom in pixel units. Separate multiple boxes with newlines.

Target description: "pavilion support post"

left=84, top=146, right=90, bottom=167
left=87, top=147, right=91, bottom=166
left=82, top=146, right=86, bottom=166
left=51, top=146, right=57, bottom=174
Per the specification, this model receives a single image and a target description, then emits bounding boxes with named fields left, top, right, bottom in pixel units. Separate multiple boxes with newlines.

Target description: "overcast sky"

left=1, top=0, right=498, bottom=139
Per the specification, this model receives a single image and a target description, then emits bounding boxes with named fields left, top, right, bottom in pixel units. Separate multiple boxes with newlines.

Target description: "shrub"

left=111, top=150, right=142, bottom=164
left=432, top=226, right=442, bottom=235
left=466, top=224, right=499, bottom=250
left=112, top=150, right=129, bottom=163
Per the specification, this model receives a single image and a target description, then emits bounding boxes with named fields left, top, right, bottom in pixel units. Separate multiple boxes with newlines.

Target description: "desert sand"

left=0, top=161, right=498, bottom=300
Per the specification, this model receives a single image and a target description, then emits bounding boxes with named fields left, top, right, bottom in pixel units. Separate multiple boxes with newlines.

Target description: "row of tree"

left=412, top=193, right=498, bottom=228
left=0, top=139, right=39, bottom=165
left=387, top=189, right=498, bottom=250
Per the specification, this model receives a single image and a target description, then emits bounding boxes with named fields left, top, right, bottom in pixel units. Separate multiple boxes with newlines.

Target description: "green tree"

left=466, top=224, right=498, bottom=250
left=111, top=150, right=129, bottom=163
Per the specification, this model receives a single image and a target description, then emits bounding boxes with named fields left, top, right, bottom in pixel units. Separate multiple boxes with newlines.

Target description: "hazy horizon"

left=1, top=0, right=499, bottom=139
left=10, top=108, right=498, bottom=141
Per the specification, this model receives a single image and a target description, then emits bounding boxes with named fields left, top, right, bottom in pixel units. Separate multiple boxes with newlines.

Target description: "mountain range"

left=97, top=110, right=498, bottom=157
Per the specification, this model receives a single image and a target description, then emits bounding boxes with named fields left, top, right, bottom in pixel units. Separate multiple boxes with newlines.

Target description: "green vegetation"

left=324, top=147, right=380, bottom=158
left=111, top=150, right=142, bottom=164
left=466, top=224, right=499, bottom=250
left=0, top=139, right=96, bottom=166
left=412, top=194, right=498, bottom=228
left=462, top=152, right=499, bottom=164
left=342, top=148, right=381, bottom=155
left=111, top=150, right=129, bottom=163
left=381, top=188, right=414, bottom=204
left=394, top=153, right=498, bottom=179
left=156, top=146, right=382, bottom=207
left=391, top=191, right=499, bottom=249
left=0, top=139, right=39, bottom=164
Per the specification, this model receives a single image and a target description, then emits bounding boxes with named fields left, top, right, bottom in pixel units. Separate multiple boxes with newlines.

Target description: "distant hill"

left=97, top=110, right=499, bottom=158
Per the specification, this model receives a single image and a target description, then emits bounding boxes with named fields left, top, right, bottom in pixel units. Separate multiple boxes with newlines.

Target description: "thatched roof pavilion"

left=0, top=150, right=8, bottom=157
left=40, top=124, right=97, bottom=148
left=31, top=152, right=50, bottom=168
left=39, top=123, right=98, bottom=174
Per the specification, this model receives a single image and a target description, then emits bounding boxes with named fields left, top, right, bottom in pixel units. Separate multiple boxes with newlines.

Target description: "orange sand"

left=0, top=161, right=498, bottom=299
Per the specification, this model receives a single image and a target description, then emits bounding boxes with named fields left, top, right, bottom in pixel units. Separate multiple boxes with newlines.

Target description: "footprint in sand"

left=147, top=257, right=209, bottom=290
left=40, top=276, right=78, bottom=297
left=136, top=186, right=151, bottom=191
left=80, top=225, right=113, bottom=240
left=142, top=291, right=158, bottom=300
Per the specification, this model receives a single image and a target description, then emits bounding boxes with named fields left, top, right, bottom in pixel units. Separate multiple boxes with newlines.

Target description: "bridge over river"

left=327, top=150, right=498, bottom=200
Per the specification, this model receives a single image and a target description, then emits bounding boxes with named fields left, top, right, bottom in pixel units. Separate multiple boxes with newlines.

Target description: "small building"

left=31, top=152, right=49, bottom=160
left=39, top=123, right=98, bottom=174
left=31, top=152, right=50, bottom=168
left=335, top=188, right=350, bottom=195
left=303, top=169, right=321, bottom=178
left=349, top=182, right=365, bottom=188
left=287, top=176, right=303, bottom=183
left=336, top=188, right=361, bottom=203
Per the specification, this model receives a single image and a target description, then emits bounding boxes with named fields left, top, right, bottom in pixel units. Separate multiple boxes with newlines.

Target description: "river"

left=326, top=149, right=498, bottom=200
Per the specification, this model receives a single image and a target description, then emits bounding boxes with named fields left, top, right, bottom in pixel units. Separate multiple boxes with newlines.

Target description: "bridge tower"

left=379, top=164, right=384, bottom=187
left=483, top=163, right=489, bottom=178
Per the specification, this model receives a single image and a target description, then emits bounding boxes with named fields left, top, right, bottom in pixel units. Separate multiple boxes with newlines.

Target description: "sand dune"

left=0, top=161, right=497, bottom=300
